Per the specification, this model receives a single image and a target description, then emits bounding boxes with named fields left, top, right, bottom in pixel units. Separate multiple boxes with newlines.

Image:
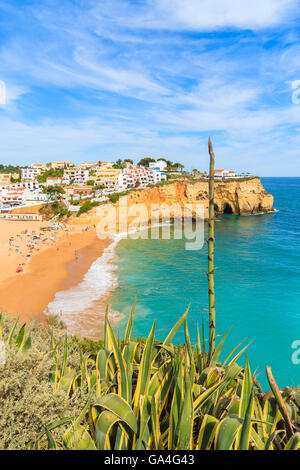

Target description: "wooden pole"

left=208, top=137, right=216, bottom=356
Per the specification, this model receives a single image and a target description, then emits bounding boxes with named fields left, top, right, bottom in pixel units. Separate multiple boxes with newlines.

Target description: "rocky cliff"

left=71, top=177, right=274, bottom=230
left=127, top=177, right=273, bottom=218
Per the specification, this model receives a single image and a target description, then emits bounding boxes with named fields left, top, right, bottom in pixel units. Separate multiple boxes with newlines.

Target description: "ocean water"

left=109, top=178, right=300, bottom=389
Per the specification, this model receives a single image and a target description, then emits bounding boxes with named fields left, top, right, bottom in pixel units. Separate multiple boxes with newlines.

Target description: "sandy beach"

left=0, top=219, right=112, bottom=324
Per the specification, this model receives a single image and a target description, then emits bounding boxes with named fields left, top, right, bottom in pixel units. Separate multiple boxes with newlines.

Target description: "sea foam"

left=45, top=223, right=178, bottom=333
left=45, top=232, right=127, bottom=328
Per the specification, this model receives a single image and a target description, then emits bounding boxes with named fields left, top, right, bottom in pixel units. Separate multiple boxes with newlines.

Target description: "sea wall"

left=70, top=177, right=274, bottom=229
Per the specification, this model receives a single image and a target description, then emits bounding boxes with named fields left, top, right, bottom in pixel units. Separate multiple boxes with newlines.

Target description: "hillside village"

left=0, top=158, right=247, bottom=217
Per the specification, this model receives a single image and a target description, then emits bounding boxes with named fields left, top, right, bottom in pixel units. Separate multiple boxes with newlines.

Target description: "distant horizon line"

left=261, top=176, right=300, bottom=178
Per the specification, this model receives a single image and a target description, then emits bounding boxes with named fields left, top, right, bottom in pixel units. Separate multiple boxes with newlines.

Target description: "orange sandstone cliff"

left=70, top=177, right=274, bottom=230
left=126, top=177, right=274, bottom=217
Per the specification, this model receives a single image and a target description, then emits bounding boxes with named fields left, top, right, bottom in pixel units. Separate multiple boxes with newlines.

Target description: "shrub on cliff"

left=108, top=191, right=129, bottom=204
left=39, top=201, right=70, bottom=220
left=0, top=316, right=91, bottom=450
left=76, top=200, right=99, bottom=217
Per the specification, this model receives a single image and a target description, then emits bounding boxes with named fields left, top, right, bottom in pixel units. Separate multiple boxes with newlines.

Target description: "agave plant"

left=0, top=314, right=32, bottom=354
left=23, top=304, right=299, bottom=451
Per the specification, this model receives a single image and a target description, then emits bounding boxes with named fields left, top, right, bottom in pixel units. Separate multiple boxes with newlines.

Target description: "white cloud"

left=6, top=84, right=28, bottom=103
left=0, top=82, right=28, bottom=107
left=73, top=46, right=170, bottom=95
left=1, top=109, right=300, bottom=176
left=154, top=0, right=298, bottom=30
left=89, top=0, right=297, bottom=33
left=0, top=115, right=204, bottom=166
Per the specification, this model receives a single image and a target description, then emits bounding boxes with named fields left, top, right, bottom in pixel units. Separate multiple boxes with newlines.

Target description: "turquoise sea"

left=110, top=178, right=300, bottom=389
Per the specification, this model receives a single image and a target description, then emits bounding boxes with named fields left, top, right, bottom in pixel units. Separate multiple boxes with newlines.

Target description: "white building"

left=74, top=162, right=167, bottom=194
left=148, top=169, right=164, bottom=184
left=118, top=173, right=134, bottom=190
left=25, top=189, right=48, bottom=203
left=3, top=181, right=40, bottom=191
left=21, top=167, right=42, bottom=181
left=149, top=160, right=168, bottom=172
left=122, top=165, right=164, bottom=188
left=63, top=168, right=89, bottom=185
left=46, top=177, right=64, bottom=187
left=214, top=170, right=237, bottom=178
left=0, top=183, right=47, bottom=209
left=0, top=186, right=29, bottom=207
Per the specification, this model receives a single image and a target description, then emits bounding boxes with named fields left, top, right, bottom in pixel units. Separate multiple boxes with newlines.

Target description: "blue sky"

left=0, top=0, right=300, bottom=175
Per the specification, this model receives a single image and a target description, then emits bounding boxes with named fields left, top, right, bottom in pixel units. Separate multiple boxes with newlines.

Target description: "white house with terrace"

left=122, top=165, right=165, bottom=188
left=62, top=168, right=89, bottom=186
left=21, top=167, right=42, bottom=181
left=149, top=160, right=168, bottom=172
left=214, top=169, right=238, bottom=178
left=0, top=182, right=48, bottom=210
left=46, top=177, right=64, bottom=187
left=4, top=181, right=40, bottom=191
